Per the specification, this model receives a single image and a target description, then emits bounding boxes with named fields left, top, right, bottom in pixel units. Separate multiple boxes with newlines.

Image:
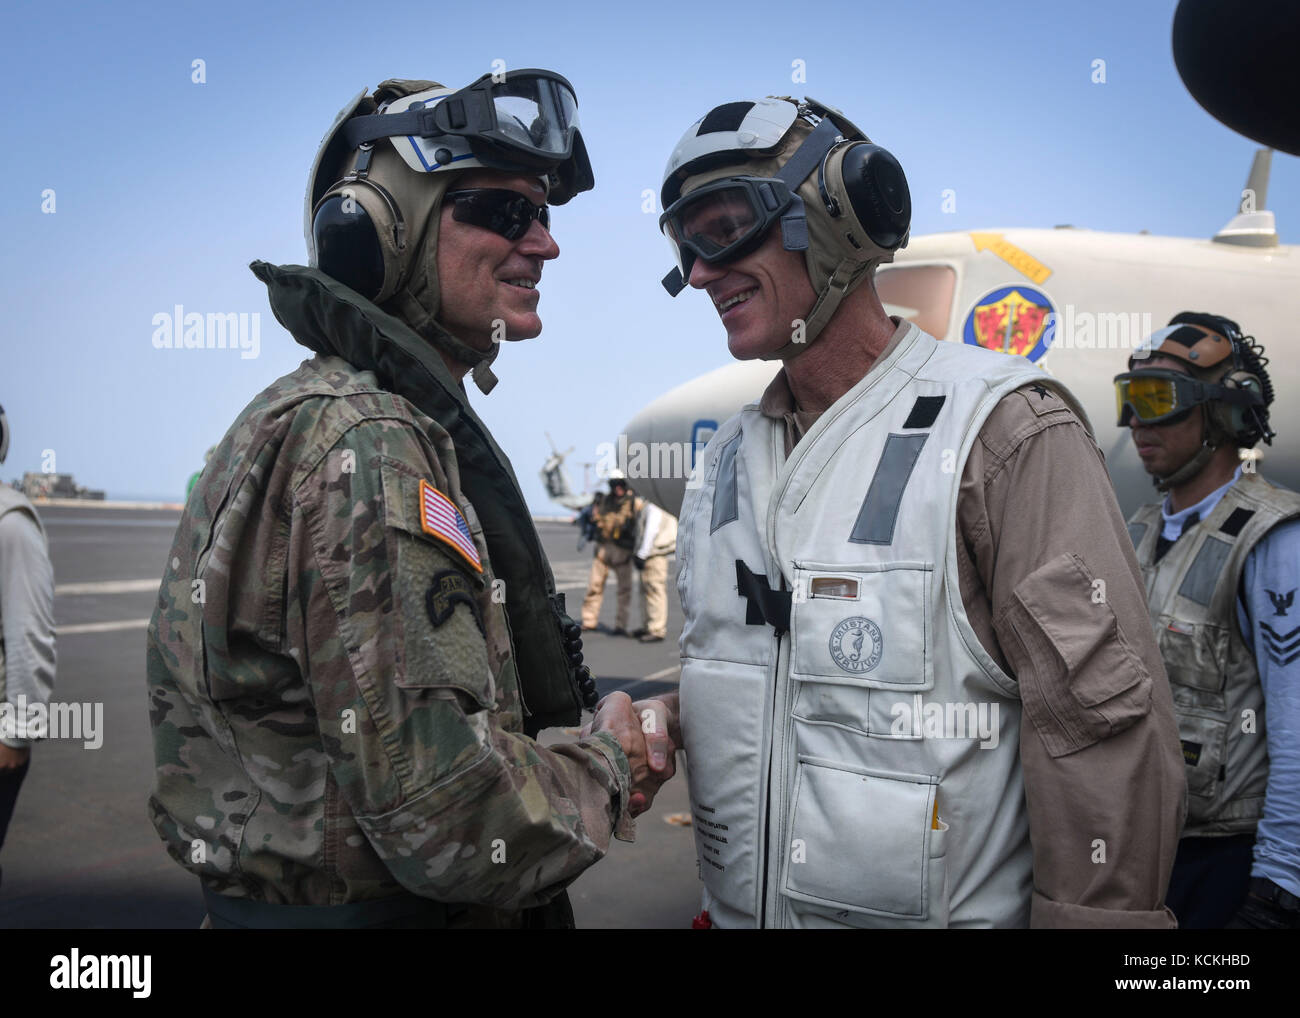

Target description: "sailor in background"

left=1118, top=313, right=1300, bottom=928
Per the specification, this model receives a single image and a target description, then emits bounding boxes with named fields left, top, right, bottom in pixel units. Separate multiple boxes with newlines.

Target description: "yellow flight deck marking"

left=969, top=232, right=1053, bottom=284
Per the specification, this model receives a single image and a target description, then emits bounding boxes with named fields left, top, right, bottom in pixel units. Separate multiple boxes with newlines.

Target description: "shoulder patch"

left=1012, top=381, right=1072, bottom=419
left=419, top=479, right=483, bottom=574
left=426, top=569, right=484, bottom=634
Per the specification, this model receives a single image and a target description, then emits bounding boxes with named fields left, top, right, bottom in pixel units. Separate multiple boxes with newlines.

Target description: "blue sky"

left=3, top=0, right=1295, bottom=509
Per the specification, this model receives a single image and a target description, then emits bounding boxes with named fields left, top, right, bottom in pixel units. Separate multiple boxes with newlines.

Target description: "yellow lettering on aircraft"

left=969, top=232, right=1052, bottom=284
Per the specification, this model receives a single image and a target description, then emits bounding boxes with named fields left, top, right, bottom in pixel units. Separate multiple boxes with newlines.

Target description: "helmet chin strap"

left=1153, top=405, right=1218, bottom=492
left=762, top=257, right=873, bottom=361
left=1154, top=441, right=1217, bottom=492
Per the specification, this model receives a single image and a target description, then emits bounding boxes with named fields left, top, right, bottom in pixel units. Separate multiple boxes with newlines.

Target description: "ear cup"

left=828, top=143, right=911, bottom=252
left=313, top=194, right=386, bottom=300
left=1213, top=370, right=1265, bottom=444
left=311, top=178, right=407, bottom=302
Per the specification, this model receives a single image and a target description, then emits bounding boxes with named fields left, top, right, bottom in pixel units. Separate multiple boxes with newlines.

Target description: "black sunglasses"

left=444, top=188, right=550, bottom=241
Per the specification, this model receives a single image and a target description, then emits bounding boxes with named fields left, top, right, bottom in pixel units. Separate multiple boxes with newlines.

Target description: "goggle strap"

left=1120, top=373, right=1264, bottom=409
left=1207, top=383, right=1263, bottom=407
left=775, top=115, right=842, bottom=190
left=780, top=194, right=810, bottom=251
left=343, top=109, right=441, bottom=147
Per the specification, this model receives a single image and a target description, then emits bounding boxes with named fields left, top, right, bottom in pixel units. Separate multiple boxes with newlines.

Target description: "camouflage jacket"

left=147, top=274, right=633, bottom=914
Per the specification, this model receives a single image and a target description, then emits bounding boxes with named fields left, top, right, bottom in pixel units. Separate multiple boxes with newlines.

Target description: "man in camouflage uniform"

left=580, top=472, right=643, bottom=635
left=147, top=71, right=670, bottom=929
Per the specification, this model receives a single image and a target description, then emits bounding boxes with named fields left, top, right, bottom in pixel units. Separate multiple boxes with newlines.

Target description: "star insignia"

left=1028, top=384, right=1052, bottom=401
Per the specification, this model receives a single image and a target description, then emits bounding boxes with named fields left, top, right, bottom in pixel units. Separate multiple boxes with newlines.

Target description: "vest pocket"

left=781, top=756, right=948, bottom=925
left=1158, top=618, right=1229, bottom=798
left=1156, top=616, right=1228, bottom=699
left=789, top=562, right=933, bottom=692
left=1004, top=552, right=1153, bottom=756
left=1173, top=709, right=1228, bottom=800
left=791, top=682, right=923, bottom=739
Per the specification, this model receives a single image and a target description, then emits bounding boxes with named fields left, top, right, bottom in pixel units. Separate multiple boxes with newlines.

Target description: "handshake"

left=581, top=690, right=681, bottom=818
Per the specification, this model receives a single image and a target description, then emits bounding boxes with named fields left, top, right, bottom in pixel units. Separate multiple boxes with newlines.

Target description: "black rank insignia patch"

left=426, top=570, right=484, bottom=634
left=1260, top=619, right=1300, bottom=667
left=1266, top=588, right=1295, bottom=616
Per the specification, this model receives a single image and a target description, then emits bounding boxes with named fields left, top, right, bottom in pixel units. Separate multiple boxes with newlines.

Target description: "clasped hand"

left=581, top=691, right=680, bottom=817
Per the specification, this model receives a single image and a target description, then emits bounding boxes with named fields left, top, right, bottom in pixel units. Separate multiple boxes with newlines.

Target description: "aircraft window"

left=873, top=265, right=956, bottom=340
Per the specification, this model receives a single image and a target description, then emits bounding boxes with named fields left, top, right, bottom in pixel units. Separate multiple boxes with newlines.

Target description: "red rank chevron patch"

left=419, top=480, right=483, bottom=574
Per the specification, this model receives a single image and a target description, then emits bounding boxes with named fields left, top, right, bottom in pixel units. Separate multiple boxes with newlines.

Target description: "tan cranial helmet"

left=1116, top=311, right=1275, bottom=490
left=659, top=96, right=911, bottom=356
left=306, top=71, right=593, bottom=390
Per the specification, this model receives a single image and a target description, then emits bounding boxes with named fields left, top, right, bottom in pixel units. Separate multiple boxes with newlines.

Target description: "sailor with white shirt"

left=0, top=405, right=57, bottom=890
left=1118, top=313, right=1300, bottom=928
left=631, top=502, right=676, bottom=644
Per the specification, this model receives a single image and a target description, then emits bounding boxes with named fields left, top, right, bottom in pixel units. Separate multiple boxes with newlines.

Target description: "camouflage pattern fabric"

left=147, top=355, right=634, bottom=915
left=592, top=493, right=641, bottom=549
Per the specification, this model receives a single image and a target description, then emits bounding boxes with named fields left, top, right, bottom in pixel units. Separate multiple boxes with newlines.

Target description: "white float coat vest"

left=678, top=323, right=1079, bottom=928
left=1127, top=472, right=1300, bottom=837
left=0, top=485, right=48, bottom=706
left=638, top=503, right=678, bottom=559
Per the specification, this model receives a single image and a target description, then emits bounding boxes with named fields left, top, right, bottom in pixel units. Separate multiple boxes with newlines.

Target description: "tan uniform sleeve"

left=957, top=383, right=1187, bottom=928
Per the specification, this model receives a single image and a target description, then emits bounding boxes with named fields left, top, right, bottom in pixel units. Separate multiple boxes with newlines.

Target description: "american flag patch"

left=419, top=480, right=483, bottom=574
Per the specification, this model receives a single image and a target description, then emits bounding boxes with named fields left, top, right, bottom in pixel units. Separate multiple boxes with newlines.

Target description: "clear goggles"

left=345, top=69, right=593, bottom=201
left=659, top=176, right=799, bottom=282
left=447, top=69, right=581, bottom=166
left=1114, top=369, right=1257, bottom=426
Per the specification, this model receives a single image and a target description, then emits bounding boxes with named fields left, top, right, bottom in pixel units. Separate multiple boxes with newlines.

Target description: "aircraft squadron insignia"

left=962, top=285, right=1057, bottom=363
left=829, top=616, right=884, bottom=674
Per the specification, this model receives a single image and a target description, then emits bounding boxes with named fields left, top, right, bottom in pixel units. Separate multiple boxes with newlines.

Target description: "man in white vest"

left=0, top=405, right=57, bottom=891
left=1117, top=313, right=1300, bottom=929
left=634, top=95, right=1186, bottom=928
